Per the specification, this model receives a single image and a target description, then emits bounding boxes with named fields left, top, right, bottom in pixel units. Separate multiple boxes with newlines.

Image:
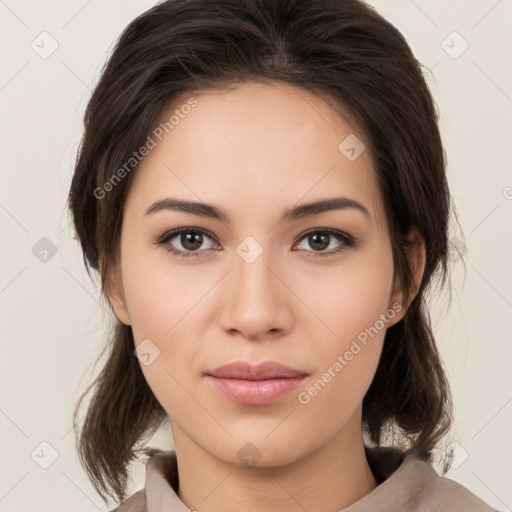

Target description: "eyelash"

left=152, top=227, right=356, bottom=259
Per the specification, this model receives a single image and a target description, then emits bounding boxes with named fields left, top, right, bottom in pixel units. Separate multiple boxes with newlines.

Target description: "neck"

left=172, top=413, right=378, bottom=512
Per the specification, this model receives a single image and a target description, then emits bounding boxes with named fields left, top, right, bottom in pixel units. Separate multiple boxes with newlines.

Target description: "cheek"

left=118, top=246, right=203, bottom=410
left=292, top=242, right=394, bottom=403
left=295, top=239, right=394, bottom=344
left=127, top=283, right=201, bottom=427
left=121, top=236, right=209, bottom=339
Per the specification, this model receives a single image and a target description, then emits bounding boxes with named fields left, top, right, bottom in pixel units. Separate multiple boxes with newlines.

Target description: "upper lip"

left=206, top=361, right=308, bottom=380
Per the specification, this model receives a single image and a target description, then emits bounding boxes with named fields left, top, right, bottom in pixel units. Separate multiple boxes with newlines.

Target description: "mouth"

left=205, top=360, right=309, bottom=405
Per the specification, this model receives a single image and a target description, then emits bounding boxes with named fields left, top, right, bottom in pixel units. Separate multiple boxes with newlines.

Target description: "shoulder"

left=108, top=448, right=178, bottom=512
left=366, top=446, right=497, bottom=511
left=108, top=488, right=146, bottom=512
left=409, top=470, right=497, bottom=511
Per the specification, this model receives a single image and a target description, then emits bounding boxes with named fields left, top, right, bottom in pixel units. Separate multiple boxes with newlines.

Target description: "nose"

left=217, top=246, right=294, bottom=341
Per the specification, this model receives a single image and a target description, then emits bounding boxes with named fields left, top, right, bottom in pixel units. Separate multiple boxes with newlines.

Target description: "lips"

left=205, top=361, right=309, bottom=405
left=206, top=361, right=308, bottom=380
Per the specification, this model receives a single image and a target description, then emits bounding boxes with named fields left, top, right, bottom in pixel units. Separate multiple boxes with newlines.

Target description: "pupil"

left=310, top=233, right=329, bottom=251
left=182, top=232, right=202, bottom=250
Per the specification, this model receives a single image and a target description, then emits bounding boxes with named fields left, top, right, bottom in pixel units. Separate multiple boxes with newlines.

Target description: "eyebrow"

left=144, top=196, right=371, bottom=222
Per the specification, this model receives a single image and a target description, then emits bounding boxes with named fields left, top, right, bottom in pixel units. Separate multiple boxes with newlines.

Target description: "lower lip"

left=207, top=375, right=307, bottom=405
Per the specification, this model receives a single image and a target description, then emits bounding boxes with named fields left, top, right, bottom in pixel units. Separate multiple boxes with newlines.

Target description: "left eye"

left=293, top=229, right=354, bottom=257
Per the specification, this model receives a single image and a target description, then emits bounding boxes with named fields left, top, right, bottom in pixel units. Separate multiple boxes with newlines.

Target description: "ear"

left=102, top=259, right=131, bottom=326
left=386, top=226, right=426, bottom=328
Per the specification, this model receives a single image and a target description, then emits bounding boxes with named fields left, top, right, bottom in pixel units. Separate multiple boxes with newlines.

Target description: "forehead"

left=125, top=81, right=385, bottom=229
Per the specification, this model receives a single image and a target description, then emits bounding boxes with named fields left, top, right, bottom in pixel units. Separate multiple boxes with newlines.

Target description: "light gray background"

left=1, top=1, right=511, bottom=511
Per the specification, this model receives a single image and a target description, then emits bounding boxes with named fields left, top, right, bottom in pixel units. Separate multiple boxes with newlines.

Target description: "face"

left=106, top=81, right=413, bottom=467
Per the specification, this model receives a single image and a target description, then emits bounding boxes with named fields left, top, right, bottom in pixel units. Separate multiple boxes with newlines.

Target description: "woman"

left=67, top=0, right=496, bottom=510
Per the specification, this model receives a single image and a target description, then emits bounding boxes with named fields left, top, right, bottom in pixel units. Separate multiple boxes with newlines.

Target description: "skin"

left=105, top=81, right=426, bottom=512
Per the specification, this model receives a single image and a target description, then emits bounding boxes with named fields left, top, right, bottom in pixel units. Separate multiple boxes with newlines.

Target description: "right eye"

left=153, top=227, right=220, bottom=258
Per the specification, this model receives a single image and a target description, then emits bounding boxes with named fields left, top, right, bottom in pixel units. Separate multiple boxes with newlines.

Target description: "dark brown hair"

left=67, top=0, right=460, bottom=504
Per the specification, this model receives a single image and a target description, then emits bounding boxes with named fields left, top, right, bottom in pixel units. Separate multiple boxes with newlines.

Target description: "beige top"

left=110, top=445, right=497, bottom=511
